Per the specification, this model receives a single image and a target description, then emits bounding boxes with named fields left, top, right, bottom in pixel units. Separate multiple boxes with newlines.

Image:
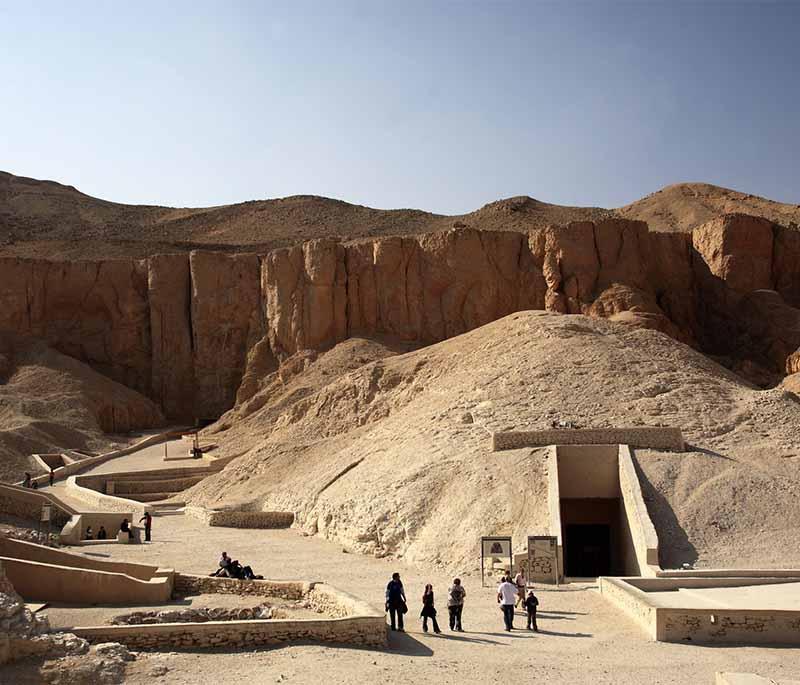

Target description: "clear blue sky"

left=1, top=1, right=798, bottom=213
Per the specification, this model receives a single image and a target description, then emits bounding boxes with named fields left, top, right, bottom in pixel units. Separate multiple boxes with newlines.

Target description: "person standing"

left=385, top=572, right=407, bottom=632
left=139, top=511, right=152, bottom=542
left=514, top=567, right=527, bottom=607
left=23, top=473, right=31, bottom=488
left=97, top=526, right=108, bottom=540
left=497, top=575, right=517, bottom=631
left=420, top=584, right=441, bottom=634
left=49, top=469, right=55, bottom=487
left=85, top=526, right=93, bottom=540
left=447, top=578, right=466, bottom=631
left=525, top=589, right=539, bottom=631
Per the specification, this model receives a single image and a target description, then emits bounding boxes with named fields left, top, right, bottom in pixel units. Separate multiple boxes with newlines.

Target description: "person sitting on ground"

left=119, top=518, right=134, bottom=540
left=447, top=578, right=466, bottom=632
left=97, top=526, right=107, bottom=540
left=228, top=559, right=262, bottom=580
left=211, top=552, right=262, bottom=579
left=31, top=481, right=38, bottom=490
left=525, top=589, right=539, bottom=631
left=85, top=526, right=94, bottom=540
left=210, top=551, right=233, bottom=576
left=421, top=584, right=441, bottom=634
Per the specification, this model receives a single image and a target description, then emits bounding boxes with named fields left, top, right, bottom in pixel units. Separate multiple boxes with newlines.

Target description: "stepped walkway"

left=43, top=438, right=191, bottom=513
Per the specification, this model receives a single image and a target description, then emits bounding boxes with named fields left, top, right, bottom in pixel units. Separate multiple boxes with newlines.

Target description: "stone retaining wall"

left=184, top=506, right=294, bottom=528
left=112, top=476, right=205, bottom=494
left=0, top=484, right=72, bottom=526
left=173, top=574, right=309, bottom=599
left=659, top=609, right=800, bottom=644
left=72, top=615, right=386, bottom=649
left=492, top=427, right=685, bottom=451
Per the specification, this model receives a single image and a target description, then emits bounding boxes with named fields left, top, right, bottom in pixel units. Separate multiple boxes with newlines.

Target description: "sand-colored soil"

left=88, top=514, right=800, bottom=685
left=0, top=333, right=163, bottom=481
left=188, top=312, right=800, bottom=572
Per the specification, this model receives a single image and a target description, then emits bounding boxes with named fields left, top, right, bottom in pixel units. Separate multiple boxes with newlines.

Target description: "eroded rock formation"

left=0, top=216, right=798, bottom=421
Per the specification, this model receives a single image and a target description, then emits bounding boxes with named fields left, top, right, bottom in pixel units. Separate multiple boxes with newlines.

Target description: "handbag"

left=400, top=600, right=408, bottom=614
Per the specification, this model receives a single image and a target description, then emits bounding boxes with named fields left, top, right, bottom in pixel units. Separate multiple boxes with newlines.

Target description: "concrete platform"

left=647, top=582, right=800, bottom=611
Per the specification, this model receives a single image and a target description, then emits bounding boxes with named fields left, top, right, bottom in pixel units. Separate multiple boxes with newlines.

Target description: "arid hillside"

left=0, top=333, right=163, bottom=481
left=2, top=170, right=798, bottom=259
left=187, top=312, right=800, bottom=572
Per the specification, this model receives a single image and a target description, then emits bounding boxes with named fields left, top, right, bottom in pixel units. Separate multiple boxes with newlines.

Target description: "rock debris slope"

left=0, top=333, right=163, bottom=481
left=187, top=312, right=800, bottom=572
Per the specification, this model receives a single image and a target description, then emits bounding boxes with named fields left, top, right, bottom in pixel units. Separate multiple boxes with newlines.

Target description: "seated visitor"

left=97, top=526, right=107, bottom=540
left=119, top=518, right=134, bottom=540
left=210, top=551, right=262, bottom=580
left=210, top=551, right=232, bottom=576
left=85, top=526, right=93, bottom=540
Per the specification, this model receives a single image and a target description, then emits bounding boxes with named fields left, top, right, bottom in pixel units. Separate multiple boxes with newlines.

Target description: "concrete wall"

left=0, top=483, right=74, bottom=525
left=599, top=577, right=658, bottom=639
left=618, top=445, right=660, bottom=576
left=0, top=556, right=172, bottom=604
left=557, top=444, right=619, bottom=498
left=59, top=512, right=136, bottom=545
left=112, top=476, right=206, bottom=494
left=184, top=506, right=294, bottom=529
left=537, top=443, right=662, bottom=580
left=493, top=427, right=685, bottom=451
left=600, top=576, right=800, bottom=645
left=0, top=537, right=162, bottom=580
left=658, top=608, right=800, bottom=644
left=66, top=476, right=151, bottom=517
left=17, top=429, right=190, bottom=489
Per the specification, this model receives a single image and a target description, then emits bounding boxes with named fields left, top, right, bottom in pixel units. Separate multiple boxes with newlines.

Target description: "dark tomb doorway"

left=564, top=524, right=612, bottom=577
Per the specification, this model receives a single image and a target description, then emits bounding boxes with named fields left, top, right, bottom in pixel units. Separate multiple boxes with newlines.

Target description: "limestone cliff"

left=0, top=216, right=798, bottom=422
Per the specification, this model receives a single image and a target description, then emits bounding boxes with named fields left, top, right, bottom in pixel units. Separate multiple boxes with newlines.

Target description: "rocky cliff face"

left=0, top=216, right=797, bottom=421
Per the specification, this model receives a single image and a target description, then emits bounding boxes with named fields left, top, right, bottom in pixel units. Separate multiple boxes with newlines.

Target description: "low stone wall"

left=599, top=577, right=658, bottom=639
left=66, top=476, right=151, bottom=517
left=173, top=574, right=309, bottom=599
left=659, top=608, right=800, bottom=644
left=32, top=453, right=68, bottom=471
left=1, top=556, right=172, bottom=604
left=112, top=476, right=205, bottom=495
left=72, top=615, right=386, bottom=649
left=0, top=483, right=73, bottom=526
left=600, top=576, right=800, bottom=645
left=185, top=506, right=294, bottom=529
left=493, top=427, right=685, bottom=451
left=0, top=537, right=162, bottom=581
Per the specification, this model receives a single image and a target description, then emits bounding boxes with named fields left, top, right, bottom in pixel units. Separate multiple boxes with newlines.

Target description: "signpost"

left=38, top=504, right=53, bottom=546
left=480, top=536, right=513, bottom=587
left=527, top=535, right=559, bottom=585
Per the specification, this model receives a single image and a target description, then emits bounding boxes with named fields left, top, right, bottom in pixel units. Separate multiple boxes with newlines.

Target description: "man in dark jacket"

left=139, top=511, right=152, bottom=542
left=525, top=589, right=539, bottom=631
left=385, top=572, right=407, bottom=632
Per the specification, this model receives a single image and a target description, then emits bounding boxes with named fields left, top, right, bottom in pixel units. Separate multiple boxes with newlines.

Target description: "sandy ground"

left=71, top=514, right=800, bottom=685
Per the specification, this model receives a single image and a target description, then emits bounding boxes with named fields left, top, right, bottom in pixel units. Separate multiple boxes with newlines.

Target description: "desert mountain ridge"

left=1, top=170, right=799, bottom=259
